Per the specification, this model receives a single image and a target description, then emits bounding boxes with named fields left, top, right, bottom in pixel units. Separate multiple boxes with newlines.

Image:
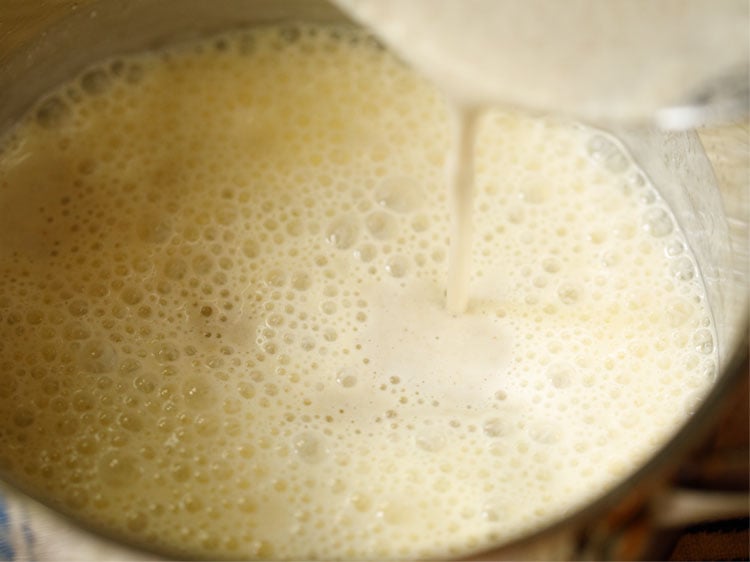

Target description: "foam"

left=0, top=24, right=716, bottom=559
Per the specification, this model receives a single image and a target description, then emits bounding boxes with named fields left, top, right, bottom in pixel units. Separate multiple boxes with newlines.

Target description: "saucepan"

left=0, top=1, right=747, bottom=559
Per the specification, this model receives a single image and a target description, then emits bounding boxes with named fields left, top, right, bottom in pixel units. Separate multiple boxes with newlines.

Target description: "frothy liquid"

left=0, top=25, right=717, bottom=559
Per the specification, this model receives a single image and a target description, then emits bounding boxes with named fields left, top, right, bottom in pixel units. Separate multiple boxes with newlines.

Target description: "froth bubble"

left=482, top=417, right=510, bottom=438
left=366, top=211, right=398, bottom=240
left=665, top=239, right=685, bottom=257
left=294, top=432, right=325, bottom=463
left=586, top=135, right=628, bottom=173
left=98, top=452, right=141, bottom=487
left=156, top=342, right=180, bottom=363
left=374, top=176, right=422, bottom=213
left=291, top=272, right=312, bottom=291
left=12, top=408, right=35, bottom=428
left=385, top=255, right=409, bottom=278
left=336, top=368, right=357, bottom=388
left=350, top=493, right=372, bottom=512
left=667, top=299, right=693, bottom=328
left=520, top=183, right=549, bottom=205
left=80, top=68, right=112, bottom=95
left=182, top=376, right=217, bottom=409
left=192, top=254, right=214, bottom=275
left=542, top=258, right=561, bottom=274
left=557, top=282, right=583, bottom=305
left=242, top=239, right=260, bottom=259
left=164, top=257, right=187, bottom=280
left=35, top=96, right=70, bottom=128
left=669, top=257, right=695, bottom=281
left=411, top=214, right=430, bottom=232
left=546, top=363, right=575, bottom=389
left=265, top=269, right=286, bottom=288
left=326, top=216, right=359, bottom=249
left=79, top=339, right=118, bottom=374
left=120, top=286, right=144, bottom=305
left=642, top=207, right=673, bottom=238
left=415, top=429, right=446, bottom=452
left=354, top=244, right=377, bottom=262
left=64, top=321, right=91, bottom=341
left=72, top=390, right=96, bottom=411
left=136, top=215, right=172, bottom=244
left=529, top=422, right=562, bottom=445
left=693, top=329, right=714, bottom=354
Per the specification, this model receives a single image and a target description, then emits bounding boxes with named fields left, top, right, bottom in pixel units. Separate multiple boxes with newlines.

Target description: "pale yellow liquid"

left=0, top=25, right=717, bottom=559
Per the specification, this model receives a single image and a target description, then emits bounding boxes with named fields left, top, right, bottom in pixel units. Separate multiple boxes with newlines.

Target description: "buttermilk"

left=0, top=24, right=716, bottom=560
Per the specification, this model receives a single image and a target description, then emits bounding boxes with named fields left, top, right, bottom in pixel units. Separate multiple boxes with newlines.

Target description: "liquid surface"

left=0, top=25, right=717, bottom=559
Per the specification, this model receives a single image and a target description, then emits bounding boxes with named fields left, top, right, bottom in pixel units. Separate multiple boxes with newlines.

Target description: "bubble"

left=156, top=342, right=180, bottom=363
left=482, top=417, right=510, bottom=438
left=385, top=255, right=409, bottom=278
left=411, top=214, right=430, bottom=232
left=320, top=301, right=337, bottom=315
left=79, top=339, right=118, bottom=373
left=294, top=432, right=325, bottom=463
left=336, top=368, right=357, bottom=388
left=291, top=272, right=312, bottom=291
left=72, top=390, right=96, bottom=411
left=192, top=254, right=214, bottom=275
left=163, top=257, right=188, bottom=280
left=12, top=408, right=35, bottom=428
left=119, top=412, right=143, bottom=432
left=546, top=363, right=575, bottom=388
left=64, top=321, right=91, bottom=341
left=520, top=183, right=548, bottom=204
left=665, top=239, right=685, bottom=257
left=98, top=452, right=141, bottom=487
left=242, top=239, right=261, bottom=259
left=542, top=258, right=561, bottom=274
left=137, top=215, right=172, bottom=243
left=557, top=282, right=582, bottom=305
left=80, top=68, right=111, bottom=95
left=133, top=375, right=155, bottom=394
left=374, top=176, right=422, bottom=213
left=35, top=96, right=70, bottom=128
left=354, top=244, right=377, bottom=262
left=126, top=511, right=149, bottom=533
left=667, top=299, right=693, bottom=327
left=415, top=429, right=446, bottom=452
left=669, top=257, right=695, bottom=281
left=170, top=462, right=191, bottom=483
left=182, top=376, right=217, bottom=409
left=326, top=216, right=359, bottom=249
left=350, top=493, right=372, bottom=512
left=586, top=135, right=612, bottom=160
left=119, top=358, right=141, bottom=376
left=529, top=422, right=562, bottom=445
left=121, top=286, right=144, bottom=305
left=76, top=436, right=100, bottom=456
left=365, top=211, right=397, bottom=240
left=693, top=329, right=714, bottom=354
left=642, top=207, right=673, bottom=237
